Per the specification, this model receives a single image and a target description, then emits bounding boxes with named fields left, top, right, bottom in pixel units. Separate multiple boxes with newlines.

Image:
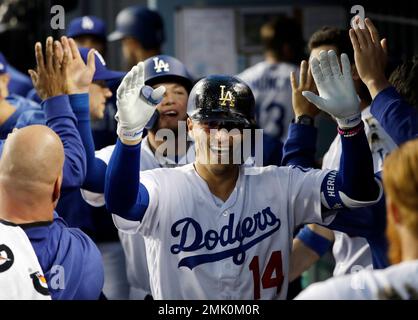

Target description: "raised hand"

left=115, top=62, right=166, bottom=143
left=60, top=36, right=96, bottom=94
left=349, top=17, right=390, bottom=99
left=28, top=37, right=69, bottom=100
left=302, top=50, right=361, bottom=129
left=290, top=60, right=320, bottom=119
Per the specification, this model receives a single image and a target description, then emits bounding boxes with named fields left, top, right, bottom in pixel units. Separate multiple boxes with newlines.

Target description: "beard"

left=386, top=214, right=402, bottom=265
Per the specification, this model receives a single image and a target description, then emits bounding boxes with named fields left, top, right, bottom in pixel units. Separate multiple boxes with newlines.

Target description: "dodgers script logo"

left=170, top=207, right=281, bottom=269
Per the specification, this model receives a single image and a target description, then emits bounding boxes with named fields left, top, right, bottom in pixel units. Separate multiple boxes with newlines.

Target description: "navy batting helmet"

left=144, top=55, right=193, bottom=92
left=108, top=5, right=165, bottom=50
left=187, top=75, right=256, bottom=128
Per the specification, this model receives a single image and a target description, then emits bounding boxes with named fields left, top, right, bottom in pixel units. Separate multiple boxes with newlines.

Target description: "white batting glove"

left=302, top=50, right=361, bottom=129
left=115, top=62, right=166, bottom=141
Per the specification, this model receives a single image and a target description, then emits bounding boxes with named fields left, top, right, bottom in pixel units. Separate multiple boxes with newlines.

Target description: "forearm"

left=290, top=237, right=322, bottom=282
left=282, top=123, right=317, bottom=168
left=43, top=95, right=86, bottom=190
left=321, top=123, right=382, bottom=211
left=69, top=94, right=107, bottom=192
left=105, top=139, right=148, bottom=221
left=370, top=86, right=418, bottom=145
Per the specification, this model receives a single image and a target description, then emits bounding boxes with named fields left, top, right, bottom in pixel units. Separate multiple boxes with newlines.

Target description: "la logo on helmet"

left=153, top=58, right=170, bottom=73
left=219, top=85, right=235, bottom=107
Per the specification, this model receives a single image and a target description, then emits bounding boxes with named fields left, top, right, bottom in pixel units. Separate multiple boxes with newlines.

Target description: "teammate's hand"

left=290, top=60, right=320, bottom=119
left=302, top=50, right=361, bottom=129
left=115, top=62, right=166, bottom=143
left=61, top=37, right=95, bottom=94
left=349, top=17, right=390, bottom=99
left=28, top=37, right=69, bottom=100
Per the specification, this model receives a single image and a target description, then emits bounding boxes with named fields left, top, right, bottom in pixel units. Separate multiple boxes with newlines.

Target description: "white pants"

left=97, top=241, right=130, bottom=300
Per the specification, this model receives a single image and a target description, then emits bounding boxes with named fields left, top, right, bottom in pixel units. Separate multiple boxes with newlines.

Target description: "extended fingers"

left=319, top=50, right=333, bottom=78
left=328, top=50, right=342, bottom=77
left=365, top=18, right=380, bottom=45
left=53, top=41, right=63, bottom=72
left=310, top=56, right=324, bottom=84
left=290, top=71, right=297, bottom=91
left=45, top=37, right=54, bottom=71
left=299, top=60, right=308, bottom=87
left=340, top=53, right=352, bottom=77
left=34, top=42, right=45, bottom=72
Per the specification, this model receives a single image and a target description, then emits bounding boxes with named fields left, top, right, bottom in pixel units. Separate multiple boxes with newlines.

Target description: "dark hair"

left=308, top=26, right=354, bottom=63
left=389, top=55, right=418, bottom=109
left=261, top=16, right=305, bottom=63
left=308, top=26, right=371, bottom=104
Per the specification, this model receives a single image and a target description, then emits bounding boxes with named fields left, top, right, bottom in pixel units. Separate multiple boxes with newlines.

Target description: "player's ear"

left=52, top=175, right=62, bottom=206
left=187, top=118, right=195, bottom=140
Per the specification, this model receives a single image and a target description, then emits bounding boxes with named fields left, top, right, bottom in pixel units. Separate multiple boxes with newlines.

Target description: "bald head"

left=0, top=125, right=64, bottom=189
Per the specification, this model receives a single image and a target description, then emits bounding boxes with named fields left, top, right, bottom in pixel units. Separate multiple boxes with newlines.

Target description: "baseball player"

left=108, top=5, right=165, bottom=69
left=0, top=38, right=86, bottom=192
left=0, top=52, right=33, bottom=97
left=0, top=38, right=106, bottom=300
left=290, top=20, right=399, bottom=279
left=67, top=16, right=107, bottom=56
left=0, top=52, right=40, bottom=140
left=0, top=125, right=104, bottom=300
left=286, top=19, right=418, bottom=282
left=104, top=49, right=382, bottom=299
left=81, top=54, right=195, bottom=299
left=0, top=222, right=51, bottom=300
left=27, top=16, right=109, bottom=104
left=22, top=36, right=127, bottom=299
left=238, top=16, right=303, bottom=150
left=295, top=137, right=418, bottom=300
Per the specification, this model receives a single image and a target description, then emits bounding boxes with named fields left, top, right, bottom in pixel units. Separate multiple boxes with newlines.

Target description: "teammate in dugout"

left=80, top=54, right=195, bottom=299
left=103, top=49, right=383, bottom=299
left=0, top=37, right=105, bottom=300
left=0, top=52, right=40, bottom=140
left=288, top=18, right=418, bottom=281
left=295, top=137, right=418, bottom=300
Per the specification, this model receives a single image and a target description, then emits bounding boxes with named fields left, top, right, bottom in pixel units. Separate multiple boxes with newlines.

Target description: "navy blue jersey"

left=21, top=213, right=104, bottom=300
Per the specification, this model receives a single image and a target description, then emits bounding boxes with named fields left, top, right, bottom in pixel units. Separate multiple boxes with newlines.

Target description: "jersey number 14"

left=249, top=250, right=284, bottom=299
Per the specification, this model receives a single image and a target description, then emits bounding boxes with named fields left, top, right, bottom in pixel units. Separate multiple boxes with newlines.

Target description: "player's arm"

left=28, top=37, right=86, bottom=191
left=284, top=60, right=320, bottom=168
left=290, top=225, right=334, bottom=282
left=349, top=17, right=418, bottom=144
left=59, top=37, right=109, bottom=193
left=301, top=50, right=382, bottom=214
left=105, top=62, right=165, bottom=221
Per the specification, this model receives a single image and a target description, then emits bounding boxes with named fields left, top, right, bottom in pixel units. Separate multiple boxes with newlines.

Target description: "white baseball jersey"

left=238, top=61, right=298, bottom=141
left=81, top=137, right=195, bottom=299
left=322, top=107, right=397, bottom=276
left=295, top=260, right=418, bottom=300
left=113, top=164, right=335, bottom=299
left=0, top=222, right=51, bottom=300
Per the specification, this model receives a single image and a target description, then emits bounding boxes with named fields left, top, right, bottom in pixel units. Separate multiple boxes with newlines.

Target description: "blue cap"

left=78, top=48, right=125, bottom=82
left=0, top=52, right=8, bottom=74
left=67, top=16, right=107, bottom=40
left=108, top=5, right=165, bottom=49
left=144, top=55, right=193, bottom=92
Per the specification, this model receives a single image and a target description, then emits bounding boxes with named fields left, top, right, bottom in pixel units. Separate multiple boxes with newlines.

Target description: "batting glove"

left=302, top=50, right=361, bottom=129
left=115, top=62, right=166, bottom=141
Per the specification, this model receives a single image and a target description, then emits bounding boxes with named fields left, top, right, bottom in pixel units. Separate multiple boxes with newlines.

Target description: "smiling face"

left=89, top=81, right=112, bottom=120
left=188, top=118, right=244, bottom=169
left=152, top=82, right=189, bottom=133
